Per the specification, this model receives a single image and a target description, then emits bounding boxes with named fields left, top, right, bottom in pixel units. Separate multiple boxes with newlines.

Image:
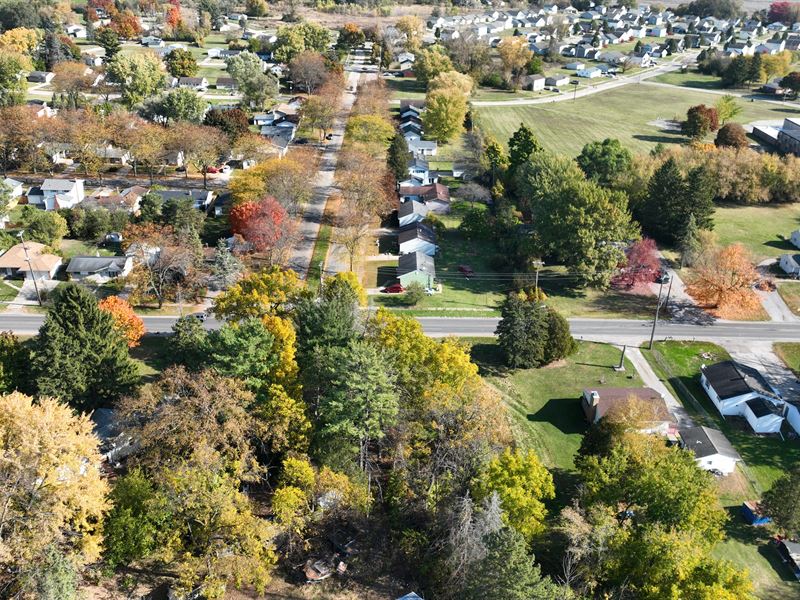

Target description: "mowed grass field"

left=713, top=204, right=800, bottom=262
left=473, top=83, right=800, bottom=157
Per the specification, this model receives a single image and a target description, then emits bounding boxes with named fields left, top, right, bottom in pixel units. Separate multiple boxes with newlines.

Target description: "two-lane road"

left=5, top=313, right=800, bottom=344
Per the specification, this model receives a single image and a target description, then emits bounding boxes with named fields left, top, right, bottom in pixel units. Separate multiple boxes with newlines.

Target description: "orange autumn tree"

left=685, top=243, right=761, bottom=318
left=99, top=295, right=145, bottom=348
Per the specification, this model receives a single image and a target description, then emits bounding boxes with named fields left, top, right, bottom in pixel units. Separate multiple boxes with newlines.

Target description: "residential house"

left=27, top=179, right=85, bottom=210
left=398, top=223, right=438, bottom=256
left=177, top=77, right=209, bottom=90
left=141, top=35, right=164, bottom=47
left=159, top=189, right=215, bottom=210
left=0, top=242, right=62, bottom=280
left=1, top=178, right=23, bottom=200
left=700, top=361, right=784, bottom=433
left=780, top=253, right=800, bottom=276
left=678, top=426, right=741, bottom=475
left=84, top=185, right=148, bottom=214
left=407, top=139, right=438, bottom=157
left=95, top=144, right=131, bottom=166
left=520, top=74, right=546, bottom=91
left=756, top=40, right=785, bottom=54
left=646, top=26, right=668, bottom=36
left=578, top=67, right=602, bottom=78
left=66, top=255, right=133, bottom=282
left=546, top=74, right=570, bottom=86
left=215, top=77, right=238, bottom=90
left=790, top=229, right=800, bottom=249
left=397, top=593, right=424, bottom=600
left=397, top=251, right=436, bottom=288
left=65, top=24, right=87, bottom=38
left=27, top=100, right=57, bottom=119
left=565, top=61, right=585, bottom=70
left=402, top=159, right=437, bottom=186
left=398, top=183, right=450, bottom=213
left=726, top=41, right=755, bottom=56
left=398, top=200, right=428, bottom=227
left=777, top=118, right=800, bottom=156
left=27, top=71, right=55, bottom=84
left=580, top=387, right=674, bottom=435
left=628, top=54, right=654, bottom=68
left=397, top=51, right=415, bottom=64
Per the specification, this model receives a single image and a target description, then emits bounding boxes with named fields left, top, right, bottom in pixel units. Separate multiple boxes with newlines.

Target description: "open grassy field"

left=774, top=342, right=800, bottom=376
left=473, top=339, right=640, bottom=476
left=650, top=69, right=724, bottom=90
left=713, top=204, right=800, bottom=262
left=643, top=340, right=800, bottom=599
left=473, top=83, right=800, bottom=157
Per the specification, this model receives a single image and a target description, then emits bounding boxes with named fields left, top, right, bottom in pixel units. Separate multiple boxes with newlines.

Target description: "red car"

left=381, top=283, right=405, bottom=294
left=205, top=166, right=220, bottom=174
left=458, top=265, right=475, bottom=277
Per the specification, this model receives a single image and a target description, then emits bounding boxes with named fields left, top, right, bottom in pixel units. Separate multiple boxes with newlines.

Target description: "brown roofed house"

left=581, top=387, right=674, bottom=435
left=0, top=242, right=62, bottom=280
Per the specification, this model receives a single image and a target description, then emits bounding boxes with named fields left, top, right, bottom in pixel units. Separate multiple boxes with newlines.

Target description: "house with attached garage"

left=398, top=223, right=438, bottom=256
left=700, top=361, right=785, bottom=433
left=0, top=242, right=62, bottom=280
left=580, top=387, right=675, bottom=436
left=66, top=255, right=133, bottom=282
left=397, top=251, right=436, bottom=289
left=27, top=179, right=85, bottom=210
left=780, top=253, right=800, bottom=276
left=398, top=200, right=428, bottom=228
left=398, top=183, right=450, bottom=213
left=678, top=425, right=741, bottom=475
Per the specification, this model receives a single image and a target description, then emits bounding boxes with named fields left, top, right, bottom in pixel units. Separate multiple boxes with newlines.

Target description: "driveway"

left=650, top=254, right=714, bottom=325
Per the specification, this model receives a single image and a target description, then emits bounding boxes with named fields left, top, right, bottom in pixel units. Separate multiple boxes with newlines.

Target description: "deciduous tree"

left=0, top=50, right=29, bottom=106
left=715, top=94, right=741, bottom=124
left=715, top=122, right=748, bottom=148
left=498, top=36, right=533, bottom=86
left=144, top=88, right=206, bottom=125
left=686, top=242, right=760, bottom=317
left=226, top=51, right=279, bottom=108
left=422, top=86, right=469, bottom=143
left=414, top=46, right=454, bottom=85
left=107, top=52, right=166, bottom=108
left=507, top=123, right=542, bottom=175
left=98, top=295, right=145, bottom=347
left=345, top=114, right=395, bottom=146
left=682, top=104, right=720, bottom=139
left=576, top=138, right=632, bottom=187
left=164, top=47, right=198, bottom=77
left=288, top=50, right=328, bottom=93
left=611, top=238, right=661, bottom=289
left=761, top=465, right=800, bottom=535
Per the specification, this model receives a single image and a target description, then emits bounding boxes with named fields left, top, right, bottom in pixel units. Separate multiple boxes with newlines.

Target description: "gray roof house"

left=397, top=251, right=436, bottom=288
left=67, top=255, right=133, bottom=281
left=398, top=199, right=428, bottom=227
left=678, top=425, right=741, bottom=475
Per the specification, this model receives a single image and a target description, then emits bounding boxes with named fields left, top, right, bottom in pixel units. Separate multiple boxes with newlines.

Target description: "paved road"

left=7, top=313, right=800, bottom=343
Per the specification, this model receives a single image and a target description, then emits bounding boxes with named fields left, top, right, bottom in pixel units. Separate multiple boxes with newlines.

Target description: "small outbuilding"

left=678, top=425, right=741, bottom=475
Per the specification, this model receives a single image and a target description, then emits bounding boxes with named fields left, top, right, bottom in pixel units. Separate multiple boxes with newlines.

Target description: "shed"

left=398, top=200, right=428, bottom=228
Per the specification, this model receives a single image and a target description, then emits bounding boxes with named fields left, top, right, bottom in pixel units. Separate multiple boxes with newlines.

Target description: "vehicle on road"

left=189, top=312, right=208, bottom=322
left=458, top=265, right=475, bottom=277
left=655, top=271, right=671, bottom=284
left=325, top=133, right=333, bottom=140
left=381, top=283, right=405, bottom=294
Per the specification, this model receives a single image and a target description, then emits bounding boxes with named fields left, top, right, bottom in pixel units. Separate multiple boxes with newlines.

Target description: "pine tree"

left=639, top=157, right=686, bottom=244
left=386, top=133, right=410, bottom=182
left=495, top=292, right=549, bottom=369
left=679, top=213, right=701, bottom=268
left=684, top=165, right=715, bottom=232
left=462, top=528, right=558, bottom=600
left=32, top=284, right=137, bottom=410
left=212, top=238, right=243, bottom=289
left=544, top=308, right=576, bottom=364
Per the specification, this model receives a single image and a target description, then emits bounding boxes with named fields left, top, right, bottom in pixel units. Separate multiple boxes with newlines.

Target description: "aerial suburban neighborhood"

left=2, top=0, right=800, bottom=598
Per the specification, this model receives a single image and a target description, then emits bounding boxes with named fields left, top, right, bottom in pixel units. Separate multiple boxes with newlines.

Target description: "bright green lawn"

left=386, top=77, right=426, bottom=100
left=59, top=239, right=115, bottom=259
left=476, top=340, right=640, bottom=474
left=474, top=83, right=800, bottom=156
left=774, top=342, right=800, bottom=376
left=0, top=281, right=19, bottom=302
left=713, top=204, right=800, bottom=262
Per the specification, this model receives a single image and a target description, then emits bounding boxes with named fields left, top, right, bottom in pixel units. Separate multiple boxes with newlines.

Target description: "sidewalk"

left=627, top=347, right=694, bottom=427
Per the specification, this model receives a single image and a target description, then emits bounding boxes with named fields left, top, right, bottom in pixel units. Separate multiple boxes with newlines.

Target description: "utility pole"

left=616, top=344, right=627, bottom=371
left=648, top=279, right=665, bottom=350
left=663, top=275, right=674, bottom=313
left=319, top=261, right=324, bottom=291
left=17, top=230, right=42, bottom=307
left=532, top=259, right=544, bottom=293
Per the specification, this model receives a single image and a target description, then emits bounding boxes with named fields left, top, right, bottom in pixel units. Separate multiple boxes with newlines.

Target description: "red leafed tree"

left=612, top=238, right=661, bottom=290
left=98, top=295, right=145, bottom=348
left=111, top=10, right=144, bottom=39
left=166, top=3, right=182, bottom=28
left=230, top=197, right=289, bottom=253
left=768, top=2, right=800, bottom=24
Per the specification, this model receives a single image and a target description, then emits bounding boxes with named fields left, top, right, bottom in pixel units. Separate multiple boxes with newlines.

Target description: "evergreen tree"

left=684, top=166, right=715, bottom=232
left=42, top=32, right=70, bottom=71
left=386, top=133, right=410, bottom=182
left=32, top=284, right=137, bottom=410
left=169, top=315, right=209, bottom=370
left=95, top=27, right=121, bottom=61
left=507, top=123, right=542, bottom=175
left=678, top=213, right=701, bottom=268
left=0, top=331, right=29, bottom=393
left=462, top=528, right=558, bottom=600
left=211, top=238, right=243, bottom=289
left=544, top=308, right=577, bottom=364
left=638, top=157, right=686, bottom=244
left=495, top=292, right=549, bottom=369
left=138, top=192, right=163, bottom=223
left=292, top=292, right=358, bottom=366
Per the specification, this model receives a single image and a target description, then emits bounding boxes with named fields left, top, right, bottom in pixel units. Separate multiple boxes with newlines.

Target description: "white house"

left=2, top=178, right=23, bottom=200
left=522, top=74, right=546, bottom=90
left=66, top=256, right=133, bottom=282
left=65, top=24, right=87, bottom=38
left=546, top=75, right=570, bottom=87
left=565, top=61, right=585, bottom=70
left=780, top=253, right=800, bottom=276
left=177, top=77, right=209, bottom=90
left=398, top=200, right=428, bottom=228
left=700, top=361, right=785, bottom=433
left=27, top=179, right=85, bottom=210
left=578, top=67, right=602, bottom=78
left=407, top=139, right=438, bottom=157
left=398, top=223, right=438, bottom=256
left=679, top=426, right=741, bottom=475
left=790, top=229, right=800, bottom=249
left=581, top=387, right=674, bottom=435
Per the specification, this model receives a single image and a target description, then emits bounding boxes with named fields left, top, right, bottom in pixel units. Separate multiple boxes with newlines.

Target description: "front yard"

left=713, top=204, right=800, bottom=263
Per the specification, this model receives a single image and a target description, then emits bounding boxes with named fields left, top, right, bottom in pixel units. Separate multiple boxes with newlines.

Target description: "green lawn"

left=776, top=283, right=800, bottom=317
left=130, top=334, right=171, bottom=381
left=0, top=281, right=19, bottom=302
left=307, top=222, right=332, bottom=292
left=650, top=69, right=724, bottom=90
left=476, top=339, right=640, bottom=477
left=386, top=76, right=426, bottom=100
left=713, top=204, right=800, bottom=263
left=774, top=342, right=800, bottom=376
left=474, top=83, right=800, bottom=157
left=643, top=340, right=800, bottom=599
left=59, top=239, right=116, bottom=259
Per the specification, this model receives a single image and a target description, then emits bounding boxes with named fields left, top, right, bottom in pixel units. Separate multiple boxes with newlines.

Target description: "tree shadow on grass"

left=765, top=239, right=794, bottom=252
left=633, top=134, right=690, bottom=145
left=469, top=342, right=507, bottom=377
left=527, top=398, right=587, bottom=436
left=590, top=290, right=656, bottom=318
left=549, top=467, right=582, bottom=511
left=376, top=266, right=398, bottom=288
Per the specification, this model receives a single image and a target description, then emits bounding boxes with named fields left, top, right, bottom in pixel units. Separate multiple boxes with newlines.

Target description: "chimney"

left=590, top=391, right=600, bottom=407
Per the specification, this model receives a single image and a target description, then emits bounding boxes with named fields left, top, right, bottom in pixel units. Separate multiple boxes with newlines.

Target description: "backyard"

left=712, top=204, right=800, bottom=263
left=473, top=83, right=800, bottom=157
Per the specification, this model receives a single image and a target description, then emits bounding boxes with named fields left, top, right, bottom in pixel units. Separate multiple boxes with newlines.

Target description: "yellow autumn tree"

left=0, top=393, right=109, bottom=584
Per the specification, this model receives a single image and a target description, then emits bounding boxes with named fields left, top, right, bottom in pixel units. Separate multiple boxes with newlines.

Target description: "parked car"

left=295, top=138, right=309, bottom=145
left=220, top=165, right=232, bottom=174
left=190, top=312, right=208, bottom=321
left=655, top=271, right=671, bottom=284
left=381, top=283, right=405, bottom=294
left=205, top=166, right=220, bottom=173
left=458, top=265, right=475, bottom=277
left=325, top=133, right=333, bottom=140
